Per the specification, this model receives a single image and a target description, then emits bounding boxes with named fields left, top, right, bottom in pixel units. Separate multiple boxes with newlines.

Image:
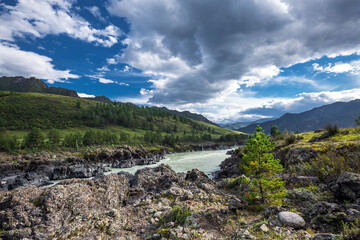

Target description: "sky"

left=1, top=0, right=360, bottom=124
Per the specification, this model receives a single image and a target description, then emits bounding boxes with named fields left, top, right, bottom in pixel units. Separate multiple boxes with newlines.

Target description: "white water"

left=106, top=147, right=236, bottom=177
left=45, top=147, right=235, bottom=187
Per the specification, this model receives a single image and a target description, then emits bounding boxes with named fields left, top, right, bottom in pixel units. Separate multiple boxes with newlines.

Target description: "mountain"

left=238, top=99, right=360, bottom=134
left=222, top=118, right=275, bottom=130
left=157, top=107, right=219, bottom=127
left=0, top=76, right=78, bottom=97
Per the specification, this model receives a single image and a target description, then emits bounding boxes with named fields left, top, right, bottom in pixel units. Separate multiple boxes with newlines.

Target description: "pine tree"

left=240, top=125, right=286, bottom=205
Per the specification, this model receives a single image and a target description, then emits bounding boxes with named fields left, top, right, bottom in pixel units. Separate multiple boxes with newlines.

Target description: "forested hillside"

left=0, top=91, right=245, bottom=152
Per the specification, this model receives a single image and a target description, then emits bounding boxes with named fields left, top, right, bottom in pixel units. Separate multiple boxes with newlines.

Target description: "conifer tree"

left=240, top=125, right=286, bottom=205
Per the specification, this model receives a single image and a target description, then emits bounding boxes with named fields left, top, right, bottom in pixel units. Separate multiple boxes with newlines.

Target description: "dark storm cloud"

left=107, top=0, right=360, bottom=105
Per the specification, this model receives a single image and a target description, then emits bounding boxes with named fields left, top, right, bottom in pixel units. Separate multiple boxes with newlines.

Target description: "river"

left=105, top=147, right=236, bottom=177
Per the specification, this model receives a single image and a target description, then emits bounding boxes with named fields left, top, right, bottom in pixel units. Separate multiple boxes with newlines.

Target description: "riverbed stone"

left=278, top=211, right=306, bottom=228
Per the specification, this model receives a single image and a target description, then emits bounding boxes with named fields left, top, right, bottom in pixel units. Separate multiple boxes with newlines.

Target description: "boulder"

left=185, top=169, right=213, bottom=184
left=278, top=211, right=306, bottom=228
left=329, top=172, right=360, bottom=201
left=131, top=164, right=185, bottom=192
left=228, top=197, right=245, bottom=211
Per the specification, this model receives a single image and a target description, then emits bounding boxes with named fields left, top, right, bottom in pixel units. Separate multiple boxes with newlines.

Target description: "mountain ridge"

left=238, top=99, right=360, bottom=134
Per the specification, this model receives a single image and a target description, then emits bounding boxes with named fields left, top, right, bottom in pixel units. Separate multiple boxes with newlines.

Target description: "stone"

left=311, top=233, right=338, bottom=240
left=264, top=205, right=284, bottom=218
left=154, top=211, right=162, bottom=218
left=260, top=224, right=269, bottom=232
left=278, top=211, right=306, bottom=229
left=228, top=197, right=245, bottom=211
left=182, top=190, right=193, bottom=200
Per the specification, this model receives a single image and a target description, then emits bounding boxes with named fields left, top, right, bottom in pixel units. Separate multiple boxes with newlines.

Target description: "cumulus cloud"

left=313, top=60, right=360, bottom=75
left=0, top=42, right=79, bottom=83
left=0, top=0, right=122, bottom=47
left=107, top=0, right=360, bottom=106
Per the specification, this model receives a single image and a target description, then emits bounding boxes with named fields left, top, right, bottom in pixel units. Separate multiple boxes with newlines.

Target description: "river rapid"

left=106, top=147, right=236, bottom=177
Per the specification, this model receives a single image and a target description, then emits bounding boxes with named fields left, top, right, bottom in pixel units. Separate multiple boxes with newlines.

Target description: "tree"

left=47, top=129, right=61, bottom=147
left=355, top=114, right=360, bottom=131
left=270, top=125, right=281, bottom=138
left=240, top=125, right=286, bottom=205
left=23, top=128, right=45, bottom=149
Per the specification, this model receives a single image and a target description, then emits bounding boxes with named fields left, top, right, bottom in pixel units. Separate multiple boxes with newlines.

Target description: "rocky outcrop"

left=329, top=172, right=360, bottom=201
left=213, top=156, right=241, bottom=179
left=0, top=164, right=230, bottom=239
left=0, top=158, right=105, bottom=191
left=84, top=146, right=166, bottom=168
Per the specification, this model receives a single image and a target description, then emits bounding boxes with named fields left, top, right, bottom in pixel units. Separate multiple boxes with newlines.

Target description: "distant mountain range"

left=221, top=118, right=274, bottom=130
left=157, top=107, right=219, bottom=127
left=238, top=99, right=360, bottom=134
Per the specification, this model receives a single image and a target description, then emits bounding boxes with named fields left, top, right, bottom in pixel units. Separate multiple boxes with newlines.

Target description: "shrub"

left=284, top=134, right=296, bottom=145
left=166, top=205, right=191, bottom=227
left=325, top=123, right=339, bottom=137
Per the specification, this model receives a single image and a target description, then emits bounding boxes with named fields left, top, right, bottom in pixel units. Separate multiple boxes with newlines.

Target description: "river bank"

left=0, top=143, right=235, bottom=191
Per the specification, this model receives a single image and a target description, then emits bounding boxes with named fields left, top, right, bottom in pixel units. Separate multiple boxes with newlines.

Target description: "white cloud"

left=313, top=60, right=360, bottom=74
left=106, top=58, right=117, bottom=65
left=86, top=6, right=106, bottom=22
left=0, top=42, right=79, bottom=83
left=98, top=77, right=129, bottom=86
left=99, top=78, right=114, bottom=84
left=78, top=93, right=95, bottom=98
left=97, top=66, right=110, bottom=72
left=0, top=0, right=122, bottom=47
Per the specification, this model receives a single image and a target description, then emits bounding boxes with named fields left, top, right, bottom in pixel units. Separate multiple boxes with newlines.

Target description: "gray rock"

left=228, top=197, right=245, bottom=211
left=182, top=190, right=193, bottom=200
left=311, top=233, right=338, bottom=240
left=264, top=205, right=284, bottom=218
left=278, top=211, right=306, bottom=228
left=260, top=224, right=269, bottom=232
left=329, top=172, right=360, bottom=201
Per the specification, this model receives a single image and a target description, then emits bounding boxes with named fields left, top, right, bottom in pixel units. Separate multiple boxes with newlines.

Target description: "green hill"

left=0, top=91, right=245, bottom=152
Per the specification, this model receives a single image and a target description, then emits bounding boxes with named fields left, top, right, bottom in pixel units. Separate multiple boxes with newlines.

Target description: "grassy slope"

left=0, top=91, right=241, bottom=144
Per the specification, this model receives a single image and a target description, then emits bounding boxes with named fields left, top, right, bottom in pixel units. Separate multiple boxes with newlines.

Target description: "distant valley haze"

left=1, top=0, right=360, bottom=124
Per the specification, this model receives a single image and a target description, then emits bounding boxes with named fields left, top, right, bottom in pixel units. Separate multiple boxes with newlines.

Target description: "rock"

left=311, top=233, right=338, bottom=240
left=307, top=201, right=346, bottom=232
left=287, top=189, right=316, bottom=203
left=228, top=197, right=245, bottom=211
left=282, top=175, right=319, bottom=186
left=185, top=169, right=214, bottom=185
left=278, top=211, right=306, bottom=229
left=182, top=190, right=193, bottom=200
left=329, top=172, right=360, bottom=201
left=153, top=211, right=162, bottom=218
left=264, top=205, right=284, bottom=218
left=260, top=224, right=269, bottom=232
left=214, top=157, right=241, bottom=179
left=166, top=186, right=183, bottom=197
left=131, top=164, right=185, bottom=192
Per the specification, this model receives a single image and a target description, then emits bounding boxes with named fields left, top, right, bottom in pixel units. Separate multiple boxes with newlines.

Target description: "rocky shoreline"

left=1, top=162, right=359, bottom=239
left=0, top=143, right=234, bottom=191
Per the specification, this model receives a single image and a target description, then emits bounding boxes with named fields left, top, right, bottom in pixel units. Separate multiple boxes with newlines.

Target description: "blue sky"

left=1, top=0, right=360, bottom=124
